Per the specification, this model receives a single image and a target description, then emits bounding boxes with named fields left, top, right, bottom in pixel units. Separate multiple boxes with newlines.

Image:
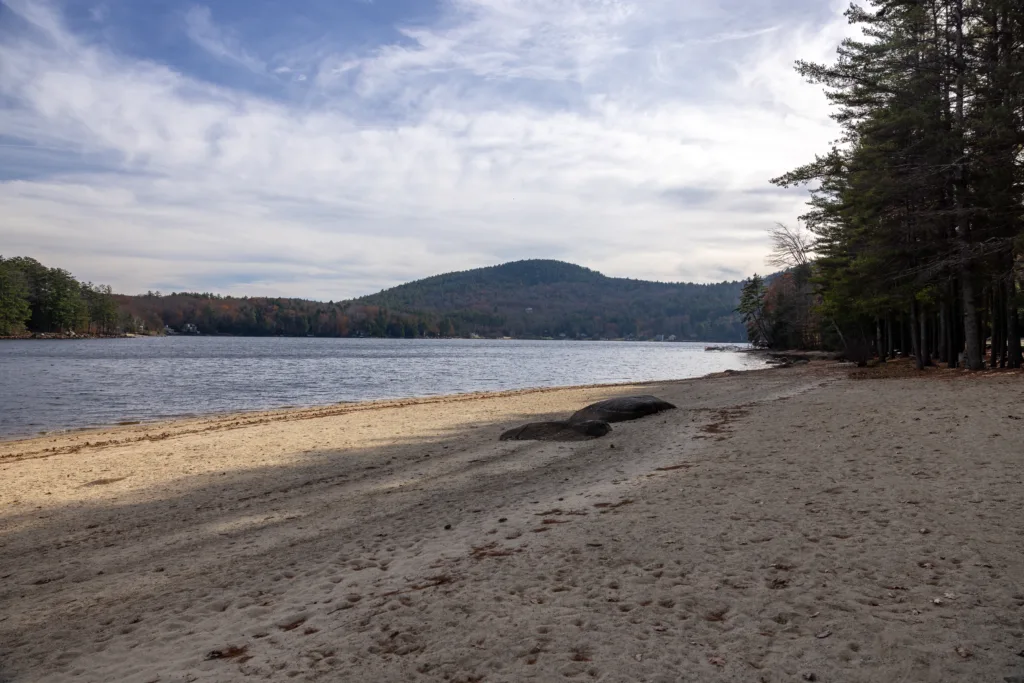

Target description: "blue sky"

left=0, top=0, right=851, bottom=299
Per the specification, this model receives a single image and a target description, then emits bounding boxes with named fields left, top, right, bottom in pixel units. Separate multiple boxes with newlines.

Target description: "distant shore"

left=0, top=332, right=145, bottom=341
left=2, top=363, right=1022, bottom=681
left=1, top=333, right=749, bottom=342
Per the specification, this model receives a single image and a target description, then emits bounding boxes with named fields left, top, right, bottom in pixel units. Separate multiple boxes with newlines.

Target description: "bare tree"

left=761, top=223, right=821, bottom=349
left=765, top=223, right=812, bottom=269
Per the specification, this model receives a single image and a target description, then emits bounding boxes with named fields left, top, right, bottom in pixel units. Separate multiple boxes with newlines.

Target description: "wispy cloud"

left=183, top=5, right=266, bottom=74
left=0, top=0, right=851, bottom=298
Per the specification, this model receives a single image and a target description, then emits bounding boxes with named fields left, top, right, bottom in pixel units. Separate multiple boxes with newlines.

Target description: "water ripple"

left=0, top=338, right=761, bottom=439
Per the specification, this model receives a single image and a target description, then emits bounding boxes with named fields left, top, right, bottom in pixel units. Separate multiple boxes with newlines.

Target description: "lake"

left=0, top=337, right=763, bottom=439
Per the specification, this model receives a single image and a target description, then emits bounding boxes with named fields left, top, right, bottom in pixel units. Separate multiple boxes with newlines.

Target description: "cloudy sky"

left=0, top=0, right=848, bottom=300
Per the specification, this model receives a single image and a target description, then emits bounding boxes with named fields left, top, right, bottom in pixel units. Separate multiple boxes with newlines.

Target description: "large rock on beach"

left=500, top=420, right=612, bottom=442
left=568, top=395, right=676, bottom=424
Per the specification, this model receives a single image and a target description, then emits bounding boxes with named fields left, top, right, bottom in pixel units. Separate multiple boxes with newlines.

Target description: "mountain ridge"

left=354, top=259, right=745, bottom=340
left=359, top=259, right=712, bottom=302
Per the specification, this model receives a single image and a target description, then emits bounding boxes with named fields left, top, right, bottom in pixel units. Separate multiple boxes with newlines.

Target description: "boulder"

left=568, top=395, right=677, bottom=424
left=500, top=420, right=612, bottom=442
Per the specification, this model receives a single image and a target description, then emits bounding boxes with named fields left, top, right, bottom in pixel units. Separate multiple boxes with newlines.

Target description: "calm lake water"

left=0, top=337, right=762, bottom=439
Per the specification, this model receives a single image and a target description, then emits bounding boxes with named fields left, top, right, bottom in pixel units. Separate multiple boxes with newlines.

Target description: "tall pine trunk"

left=886, top=316, right=894, bottom=359
left=946, top=298, right=958, bottom=368
left=939, top=301, right=948, bottom=364
left=925, top=313, right=931, bottom=366
left=1008, top=277, right=1022, bottom=369
left=876, top=319, right=885, bottom=362
left=962, top=272, right=983, bottom=369
left=910, top=300, right=925, bottom=370
left=954, top=0, right=984, bottom=371
left=996, top=284, right=1006, bottom=368
left=900, top=316, right=907, bottom=357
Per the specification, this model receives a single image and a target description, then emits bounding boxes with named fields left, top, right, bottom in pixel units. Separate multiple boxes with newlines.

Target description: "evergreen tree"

left=82, top=283, right=119, bottom=334
left=737, top=275, right=771, bottom=347
left=775, top=0, right=1024, bottom=368
left=0, top=257, right=32, bottom=336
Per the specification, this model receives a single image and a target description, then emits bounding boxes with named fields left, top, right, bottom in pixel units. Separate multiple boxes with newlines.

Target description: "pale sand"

left=1, top=364, right=1023, bottom=682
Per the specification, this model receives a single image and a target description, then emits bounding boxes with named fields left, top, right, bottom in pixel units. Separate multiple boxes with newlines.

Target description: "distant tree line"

left=121, top=262, right=747, bottom=341
left=2, top=257, right=748, bottom=341
left=118, top=292, right=441, bottom=339
left=0, top=256, right=137, bottom=336
left=740, top=0, right=1023, bottom=369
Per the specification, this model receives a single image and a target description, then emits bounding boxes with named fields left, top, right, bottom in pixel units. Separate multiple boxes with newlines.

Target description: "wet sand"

left=1, top=363, right=1023, bottom=682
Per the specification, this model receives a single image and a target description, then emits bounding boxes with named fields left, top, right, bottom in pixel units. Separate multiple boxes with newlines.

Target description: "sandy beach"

left=1, top=363, right=1023, bottom=682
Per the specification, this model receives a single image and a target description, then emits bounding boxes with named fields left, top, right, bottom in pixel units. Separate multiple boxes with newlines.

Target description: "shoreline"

left=0, top=362, right=772, bottom=450
left=0, top=365, right=773, bottom=457
left=0, top=333, right=148, bottom=341
left=4, top=363, right=1021, bottom=681
left=1, top=335, right=751, bottom=342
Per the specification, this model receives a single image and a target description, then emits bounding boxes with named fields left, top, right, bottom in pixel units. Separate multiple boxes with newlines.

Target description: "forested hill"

left=1, top=257, right=746, bottom=341
left=357, top=260, right=745, bottom=340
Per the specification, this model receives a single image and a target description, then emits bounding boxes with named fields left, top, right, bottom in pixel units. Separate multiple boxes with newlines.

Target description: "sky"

left=0, top=0, right=850, bottom=300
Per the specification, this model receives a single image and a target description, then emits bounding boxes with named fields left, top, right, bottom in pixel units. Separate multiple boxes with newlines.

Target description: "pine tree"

left=775, top=0, right=1024, bottom=368
left=0, top=257, right=32, bottom=336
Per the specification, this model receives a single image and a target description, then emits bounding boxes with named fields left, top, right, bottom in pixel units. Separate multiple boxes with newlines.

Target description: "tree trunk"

left=886, top=316, right=894, bottom=359
left=939, top=302, right=948, bottom=364
left=997, top=284, right=1006, bottom=368
left=876, top=319, right=885, bottom=362
left=988, top=286, right=997, bottom=368
left=1008, top=276, right=1022, bottom=369
left=910, top=301, right=924, bottom=370
left=962, top=271, right=983, bottom=370
left=947, top=298, right=958, bottom=368
left=955, top=290, right=964, bottom=367
left=921, top=312, right=930, bottom=366
left=900, top=316, right=907, bottom=358
left=922, top=308, right=930, bottom=367
left=830, top=319, right=847, bottom=353
left=954, top=0, right=983, bottom=371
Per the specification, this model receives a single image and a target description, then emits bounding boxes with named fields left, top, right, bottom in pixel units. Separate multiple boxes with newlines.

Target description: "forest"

left=0, top=256, right=127, bottom=337
left=738, top=0, right=1023, bottom=369
left=0, top=258, right=747, bottom=341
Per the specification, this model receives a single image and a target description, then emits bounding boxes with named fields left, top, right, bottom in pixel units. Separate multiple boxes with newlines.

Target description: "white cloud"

left=0, top=0, right=851, bottom=299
